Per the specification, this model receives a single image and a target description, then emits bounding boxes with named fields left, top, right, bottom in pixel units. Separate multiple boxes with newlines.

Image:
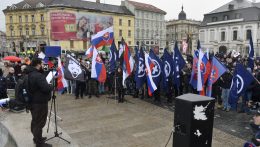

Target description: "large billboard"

left=50, top=12, right=113, bottom=41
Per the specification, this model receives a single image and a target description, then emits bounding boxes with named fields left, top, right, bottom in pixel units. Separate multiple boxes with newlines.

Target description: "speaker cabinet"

left=173, top=94, right=215, bottom=147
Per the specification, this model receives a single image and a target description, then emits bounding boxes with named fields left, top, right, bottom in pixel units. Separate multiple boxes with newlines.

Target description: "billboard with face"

left=50, top=11, right=113, bottom=41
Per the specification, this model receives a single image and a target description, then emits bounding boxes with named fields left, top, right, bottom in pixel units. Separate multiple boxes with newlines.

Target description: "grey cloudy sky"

left=0, top=0, right=256, bottom=31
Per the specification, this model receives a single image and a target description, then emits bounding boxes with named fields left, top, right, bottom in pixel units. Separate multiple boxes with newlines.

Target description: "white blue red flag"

left=144, top=52, right=157, bottom=96
left=91, top=27, right=114, bottom=49
left=122, top=41, right=134, bottom=86
left=91, top=47, right=107, bottom=83
left=85, top=46, right=94, bottom=58
left=57, top=57, right=68, bottom=93
left=206, top=56, right=227, bottom=97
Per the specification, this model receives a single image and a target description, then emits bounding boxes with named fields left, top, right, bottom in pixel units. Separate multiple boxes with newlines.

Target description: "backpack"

left=15, top=74, right=31, bottom=105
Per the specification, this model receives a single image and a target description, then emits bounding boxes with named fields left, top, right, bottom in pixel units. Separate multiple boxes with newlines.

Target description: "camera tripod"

left=46, top=71, right=70, bottom=144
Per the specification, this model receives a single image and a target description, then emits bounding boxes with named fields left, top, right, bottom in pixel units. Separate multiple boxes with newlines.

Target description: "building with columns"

left=166, top=6, right=201, bottom=54
left=121, top=0, right=167, bottom=54
left=199, top=0, right=260, bottom=57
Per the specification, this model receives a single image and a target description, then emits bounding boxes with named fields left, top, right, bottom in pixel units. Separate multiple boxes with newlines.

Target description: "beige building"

left=166, top=6, right=201, bottom=54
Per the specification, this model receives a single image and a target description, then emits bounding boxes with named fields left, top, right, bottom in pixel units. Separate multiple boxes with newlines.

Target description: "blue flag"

left=109, top=40, right=117, bottom=73
left=135, top=48, right=146, bottom=89
left=173, top=42, right=186, bottom=88
left=162, top=49, right=174, bottom=91
left=149, top=49, right=162, bottom=87
left=206, top=56, right=227, bottom=97
left=229, top=63, right=255, bottom=107
left=248, top=35, right=255, bottom=71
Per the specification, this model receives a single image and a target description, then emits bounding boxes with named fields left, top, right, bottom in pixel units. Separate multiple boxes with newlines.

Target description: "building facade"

left=3, top=0, right=135, bottom=52
left=0, top=31, right=7, bottom=52
left=166, top=6, right=201, bottom=54
left=200, top=0, right=260, bottom=57
left=122, top=0, right=167, bottom=54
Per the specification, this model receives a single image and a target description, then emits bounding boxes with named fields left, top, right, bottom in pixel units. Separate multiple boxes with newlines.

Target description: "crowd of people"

left=0, top=49, right=260, bottom=146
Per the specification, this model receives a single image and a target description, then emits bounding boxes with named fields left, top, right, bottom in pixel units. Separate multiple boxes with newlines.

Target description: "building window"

left=19, top=28, right=22, bottom=36
left=146, top=30, right=149, bottom=38
left=41, top=27, right=45, bottom=35
left=19, top=16, right=22, bottom=23
left=31, top=15, right=35, bottom=22
left=119, top=19, right=122, bottom=26
left=128, top=41, right=131, bottom=45
left=70, top=40, right=74, bottom=48
left=151, top=41, right=154, bottom=45
left=40, top=14, right=44, bottom=22
left=246, top=29, right=252, bottom=40
left=128, top=20, right=131, bottom=27
left=10, top=16, right=13, bottom=23
left=146, top=41, right=149, bottom=44
left=26, top=28, right=29, bottom=36
left=128, top=30, right=131, bottom=37
left=32, top=28, right=35, bottom=36
left=83, top=41, right=87, bottom=49
left=210, top=30, right=215, bottom=41
left=199, top=31, right=205, bottom=42
left=233, top=30, right=238, bottom=40
left=25, top=15, right=28, bottom=23
left=119, top=30, right=122, bottom=36
left=10, top=29, right=14, bottom=37
left=223, top=15, right=229, bottom=21
left=221, top=31, right=226, bottom=41
left=212, top=17, right=218, bottom=22
left=235, top=13, right=241, bottom=19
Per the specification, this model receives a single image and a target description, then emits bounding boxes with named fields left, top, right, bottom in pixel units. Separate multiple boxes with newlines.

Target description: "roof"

left=208, top=0, right=253, bottom=14
left=3, top=0, right=134, bottom=16
left=127, top=0, right=166, bottom=15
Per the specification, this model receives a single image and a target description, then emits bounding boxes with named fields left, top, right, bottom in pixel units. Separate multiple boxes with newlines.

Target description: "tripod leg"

left=58, top=136, right=71, bottom=144
left=47, top=98, right=54, bottom=133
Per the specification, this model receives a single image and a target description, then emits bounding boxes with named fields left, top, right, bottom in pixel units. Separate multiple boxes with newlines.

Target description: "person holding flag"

left=135, top=47, right=146, bottom=99
left=229, top=62, right=255, bottom=110
left=144, top=52, right=157, bottom=97
left=149, top=49, right=162, bottom=102
left=91, top=47, right=107, bottom=83
left=173, top=42, right=186, bottom=96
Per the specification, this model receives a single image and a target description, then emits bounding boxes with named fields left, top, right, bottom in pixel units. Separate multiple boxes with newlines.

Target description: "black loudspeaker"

left=173, top=94, right=215, bottom=147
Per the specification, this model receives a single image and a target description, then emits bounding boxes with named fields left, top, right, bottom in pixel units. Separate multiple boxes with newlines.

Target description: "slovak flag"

left=122, top=41, right=134, bottom=86
left=85, top=46, right=94, bottom=58
left=91, top=27, right=114, bottom=49
left=144, top=52, right=157, bottom=96
left=57, top=57, right=68, bottom=93
left=91, top=47, right=107, bottom=83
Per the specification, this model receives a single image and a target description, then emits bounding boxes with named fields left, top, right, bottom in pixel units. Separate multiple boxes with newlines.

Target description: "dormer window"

left=36, top=2, right=45, bottom=8
left=23, top=3, right=31, bottom=9
left=235, top=13, right=241, bottom=19
left=212, top=17, right=218, bottom=22
left=223, top=15, right=229, bottom=21
left=9, top=4, right=17, bottom=10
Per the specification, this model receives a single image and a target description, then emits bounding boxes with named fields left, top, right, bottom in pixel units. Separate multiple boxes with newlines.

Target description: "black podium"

left=173, top=94, right=215, bottom=147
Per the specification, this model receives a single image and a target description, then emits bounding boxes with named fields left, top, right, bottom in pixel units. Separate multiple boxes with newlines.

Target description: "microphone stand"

left=46, top=69, right=70, bottom=144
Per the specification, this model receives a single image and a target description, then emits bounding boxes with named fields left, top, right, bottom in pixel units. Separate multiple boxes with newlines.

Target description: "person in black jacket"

left=219, top=69, right=233, bottom=112
left=0, top=68, right=7, bottom=99
left=27, top=58, right=52, bottom=147
left=116, top=67, right=124, bottom=103
left=6, top=67, right=16, bottom=89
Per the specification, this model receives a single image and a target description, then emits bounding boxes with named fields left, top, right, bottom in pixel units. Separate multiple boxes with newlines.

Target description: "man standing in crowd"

left=27, top=58, right=52, bottom=147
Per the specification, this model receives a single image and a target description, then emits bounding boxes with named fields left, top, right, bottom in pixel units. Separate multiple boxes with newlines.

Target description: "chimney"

left=96, top=0, right=100, bottom=3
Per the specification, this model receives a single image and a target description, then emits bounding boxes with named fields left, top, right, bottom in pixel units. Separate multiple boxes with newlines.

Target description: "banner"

left=64, top=54, right=85, bottom=82
left=51, top=11, right=113, bottom=40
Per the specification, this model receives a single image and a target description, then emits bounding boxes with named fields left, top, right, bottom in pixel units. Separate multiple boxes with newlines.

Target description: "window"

left=70, top=40, right=74, bottom=48
left=146, top=30, right=149, bottom=38
left=119, top=19, right=122, bottom=26
left=146, top=41, right=149, bottom=44
left=128, top=41, right=131, bottom=45
left=19, top=28, right=22, bottom=36
left=19, top=16, right=22, bottom=23
left=128, top=30, right=131, bottom=37
left=40, top=14, right=44, bottom=22
left=136, top=29, right=140, bottom=39
left=119, top=30, right=122, bottom=36
left=199, top=31, right=205, bottom=42
left=212, top=17, right=218, bottom=22
left=83, top=41, right=87, bottom=49
left=25, top=15, right=28, bottom=23
left=151, top=41, right=154, bottom=45
left=221, top=31, right=226, bottom=41
left=31, top=15, right=35, bottom=22
left=10, top=16, right=13, bottom=23
left=136, top=20, right=139, bottom=27
left=26, top=28, right=29, bottom=36
left=223, top=15, right=229, bottom=21
left=32, top=28, right=35, bottom=36
left=41, top=27, right=45, bottom=35
left=233, top=30, right=238, bottom=40
left=10, top=29, right=14, bottom=37
left=210, top=30, right=215, bottom=41
left=128, top=20, right=131, bottom=27
left=235, top=13, right=241, bottom=19
left=246, top=30, right=252, bottom=40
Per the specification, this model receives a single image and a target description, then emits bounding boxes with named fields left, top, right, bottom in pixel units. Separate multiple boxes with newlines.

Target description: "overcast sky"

left=0, top=0, right=257, bottom=31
